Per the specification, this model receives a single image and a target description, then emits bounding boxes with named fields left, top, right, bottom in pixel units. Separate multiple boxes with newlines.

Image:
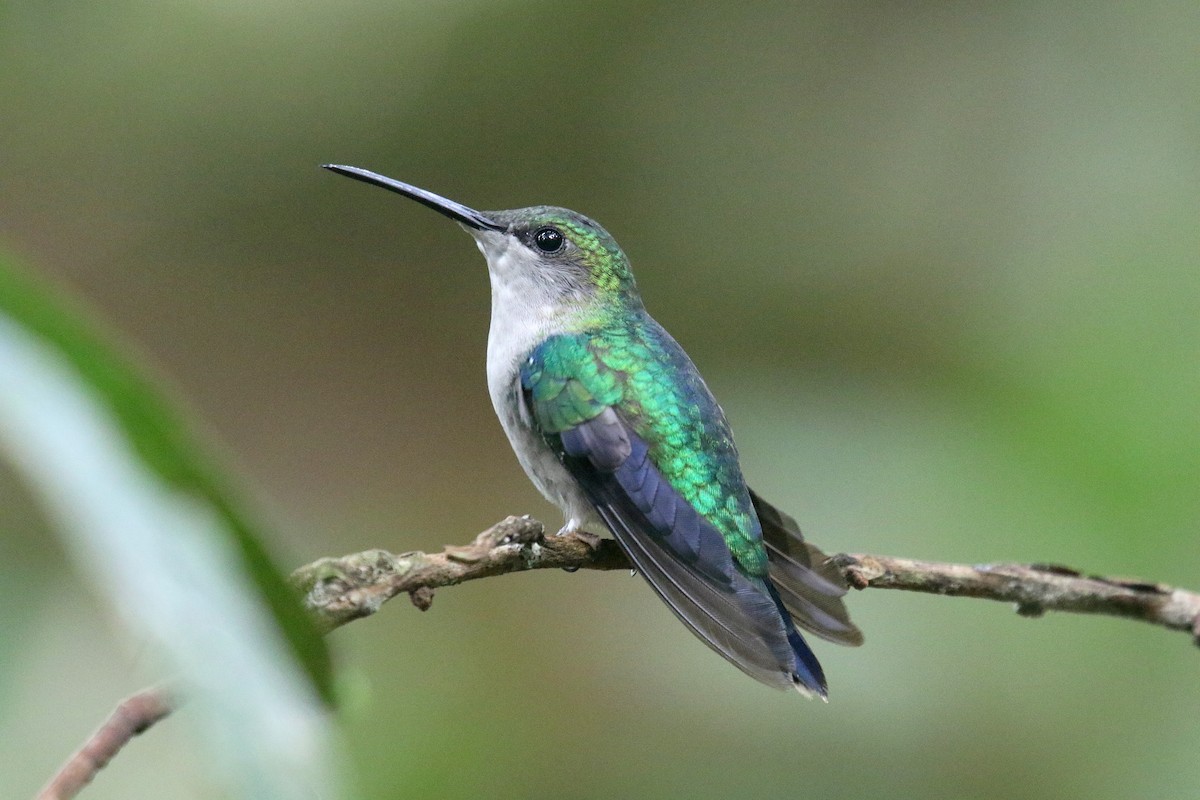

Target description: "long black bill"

left=322, top=164, right=504, bottom=232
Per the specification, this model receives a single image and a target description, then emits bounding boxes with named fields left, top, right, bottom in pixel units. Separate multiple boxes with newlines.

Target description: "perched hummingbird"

left=324, top=165, right=862, bottom=697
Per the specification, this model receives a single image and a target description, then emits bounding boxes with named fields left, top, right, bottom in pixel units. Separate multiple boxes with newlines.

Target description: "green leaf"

left=0, top=253, right=342, bottom=798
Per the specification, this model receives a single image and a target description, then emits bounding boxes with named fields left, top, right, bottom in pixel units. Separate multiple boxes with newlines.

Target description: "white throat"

left=473, top=232, right=571, bottom=410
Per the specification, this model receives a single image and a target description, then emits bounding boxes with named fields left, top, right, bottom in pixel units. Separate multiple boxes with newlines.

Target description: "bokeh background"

left=2, top=2, right=1197, bottom=797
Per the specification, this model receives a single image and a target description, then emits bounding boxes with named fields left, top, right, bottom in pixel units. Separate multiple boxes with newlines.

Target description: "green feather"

left=521, top=316, right=768, bottom=577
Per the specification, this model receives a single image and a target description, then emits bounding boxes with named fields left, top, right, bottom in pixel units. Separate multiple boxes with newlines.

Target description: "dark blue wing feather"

left=558, top=408, right=827, bottom=693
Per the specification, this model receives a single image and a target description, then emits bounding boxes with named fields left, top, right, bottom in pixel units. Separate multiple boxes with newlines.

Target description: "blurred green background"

left=2, top=1, right=1197, bottom=797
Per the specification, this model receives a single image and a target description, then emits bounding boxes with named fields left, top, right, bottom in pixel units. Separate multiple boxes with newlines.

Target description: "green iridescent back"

left=523, top=311, right=768, bottom=577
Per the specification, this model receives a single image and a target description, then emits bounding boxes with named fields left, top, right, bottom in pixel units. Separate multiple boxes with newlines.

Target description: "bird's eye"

left=532, top=227, right=565, bottom=253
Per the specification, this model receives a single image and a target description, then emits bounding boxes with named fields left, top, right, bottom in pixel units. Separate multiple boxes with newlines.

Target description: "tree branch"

left=40, top=515, right=1200, bottom=799
left=832, top=554, right=1200, bottom=643
left=36, top=686, right=175, bottom=800
left=289, top=515, right=627, bottom=633
left=290, top=515, right=1200, bottom=646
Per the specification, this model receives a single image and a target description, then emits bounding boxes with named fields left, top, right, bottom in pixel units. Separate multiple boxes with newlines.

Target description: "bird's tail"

left=763, top=581, right=831, bottom=699
left=751, top=490, right=864, bottom=648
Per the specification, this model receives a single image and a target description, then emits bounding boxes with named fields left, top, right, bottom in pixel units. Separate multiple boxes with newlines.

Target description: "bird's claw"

left=556, top=525, right=604, bottom=572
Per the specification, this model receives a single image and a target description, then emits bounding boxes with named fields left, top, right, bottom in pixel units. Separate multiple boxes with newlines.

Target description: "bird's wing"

left=520, top=333, right=811, bottom=690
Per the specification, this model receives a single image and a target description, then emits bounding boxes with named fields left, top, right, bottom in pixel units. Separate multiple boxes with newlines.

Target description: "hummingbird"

left=324, top=164, right=862, bottom=697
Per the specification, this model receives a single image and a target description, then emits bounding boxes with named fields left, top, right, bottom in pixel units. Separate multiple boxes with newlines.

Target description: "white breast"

left=480, top=239, right=596, bottom=529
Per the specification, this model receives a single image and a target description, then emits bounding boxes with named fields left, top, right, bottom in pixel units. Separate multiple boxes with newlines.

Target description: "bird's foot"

left=556, top=523, right=603, bottom=572
left=558, top=525, right=602, bottom=549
